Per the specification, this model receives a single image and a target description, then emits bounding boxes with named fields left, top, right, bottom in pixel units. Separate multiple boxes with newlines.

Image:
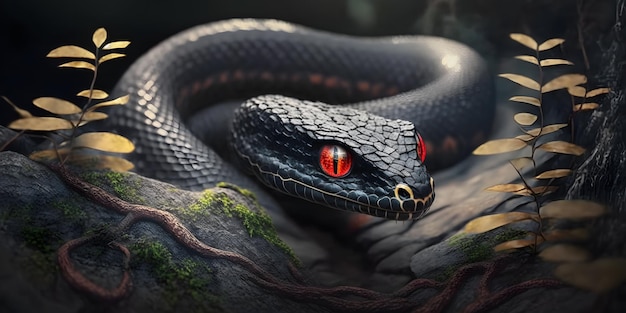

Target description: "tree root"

left=49, top=164, right=563, bottom=312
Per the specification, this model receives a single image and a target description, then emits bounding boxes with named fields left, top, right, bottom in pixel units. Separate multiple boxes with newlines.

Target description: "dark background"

left=0, top=0, right=594, bottom=127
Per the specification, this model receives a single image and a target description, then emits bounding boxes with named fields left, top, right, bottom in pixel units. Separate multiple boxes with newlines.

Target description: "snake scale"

left=106, top=19, right=494, bottom=220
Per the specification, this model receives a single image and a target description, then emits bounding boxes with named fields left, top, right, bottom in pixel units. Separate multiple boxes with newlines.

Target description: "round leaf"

left=568, top=86, right=586, bottom=97
left=485, top=183, right=526, bottom=193
left=99, top=53, right=126, bottom=63
left=32, top=97, right=81, bottom=115
left=72, top=132, right=135, bottom=153
left=473, top=138, right=527, bottom=155
left=586, top=87, right=610, bottom=98
left=555, top=258, right=626, bottom=293
left=81, top=111, right=108, bottom=121
left=463, top=212, right=538, bottom=234
left=509, top=33, right=538, bottom=50
left=539, top=244, right=591, bottom=262
left=542, top=74, right=587, bottom=93
left=77, top=89, right=109, bottom=99
left=103, top=40, right=131, bottom=50
left=540, top=200, right=606, bottom=219
left=514, top=55, right=539, bottom=65
left=9, top=117, right=74, bottom=131
left=87, top=95, right=130, bottom=111
left=59, top=61, right=95, bottom=71
left=29, top=148, right=70, bottom=162
left=509, top=96, right=540, bottom=107
left=499, top=73, right=540, bottom=91
left=93, top=28, right=107, bottom=48
left=535, top=169, right=572, bottom=179
left=509, top=157, right=534, bottom=171
left=513, top=113, right=538, bottom=126
left=540, top=58, right=573, bottom=67
left=538, top=38, right=565, bottom=51
left=46, top=45, right=95, bottom=59
left=574, top=103, right=600, bottom=112
left=525, top=124, right=568, bottom=137
left=538, top=141, right=585, bottom=156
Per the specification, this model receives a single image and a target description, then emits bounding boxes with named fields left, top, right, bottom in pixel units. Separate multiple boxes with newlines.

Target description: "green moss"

left=216, top=182, right=257, bottom=201
left=448, top=232, right=494, bottom=263
left=52, top=199, right=86, bottom=222
left=21, top=226, right=56, bottom=253
left=81, top=170, right=144, bottom=203
left=130, top=239, right=222, bottom=312
left=178, top=187, right=300, bottom=266
left=178, top=190, right=215, bottom=222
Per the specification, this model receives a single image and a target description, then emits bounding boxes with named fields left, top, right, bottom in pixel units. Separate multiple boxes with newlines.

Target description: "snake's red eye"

left=416, top=133, right=426, bottom=163
left=319, top=145, right=352, bottom=178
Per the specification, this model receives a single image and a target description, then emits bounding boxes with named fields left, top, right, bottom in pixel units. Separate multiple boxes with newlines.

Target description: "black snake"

left=107, top=19, right=494, bottom=220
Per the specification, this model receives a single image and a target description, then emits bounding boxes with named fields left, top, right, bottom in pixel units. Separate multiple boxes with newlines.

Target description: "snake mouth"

left=394, top=177, right=435, bottom=218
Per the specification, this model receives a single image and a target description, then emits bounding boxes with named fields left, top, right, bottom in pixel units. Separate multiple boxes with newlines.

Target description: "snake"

left=106, top=19, right=494, bottom=221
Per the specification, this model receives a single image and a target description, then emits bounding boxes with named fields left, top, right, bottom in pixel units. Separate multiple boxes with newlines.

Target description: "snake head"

left=231, top=95, right=435, bottom=220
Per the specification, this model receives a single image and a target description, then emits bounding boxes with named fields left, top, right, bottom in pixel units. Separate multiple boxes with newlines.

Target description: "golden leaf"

left=473, top=138, right=527, bottom=155
left=463, top=212, right=538, bottom=233
left=499, top=73, right=540, bottom=91
left=568, top=86, right=586, bottom=97
left=87, top=95, right=130, bottom=111
left=2, top=96, right=32, bottom=118
left=542, top=74, right=587, bottom=93
left=514, top=55, right=539, bottom=65
left=509, top=157, right=534, bottom=170
left=103, top=40, right=131, bottom=50
left=535, top=169, right=572, bottom=179
left=64, top=154, right=134, bottom=171
left=81, top=111, right=108, bottom=121
left=515, top=134, right=535, bottom=142
left=72, top=132, right=135, bottom=153
left=513, top=112, right=538, bottom=126
left=573, top=103, right=600, bottom=112
left=46, top=45, right=95, bottom=59
left=538, top=140, right=585, bottom=156
left=525, top=123, right=568, bottom=137
left=8, top=117, right=74, bottom=131
left=494, top=239, right=536, bottom=252
left=539, top=244, right=591, bottom=262
left=92, top=28, right=107, bottom=48
left=509, top=33, right=538, bottom=50
left=509, top=95, right=540, bottom=107
left=58, top=61, right=96, bottom=71
left=29, top=148, right=70, bottom=162
left=586, top=87, right=610, bottom=98
left=77, top=89, right=109, bottom=99
left=540, top=200, right=606, bottom=219
left=555, top=258, right=626, bottom=293
left=538, top=38, right=565, bottom=51
left=543, top=228, right=589, bottom=242
left=32, top=97, right=81, bottom=115
left=540, top=58, right=573, bottom=67
left=99, top=53, right=125, bottom=63
left=515, top=185, right=558, bottom=196
left=485, top=183, right=526, bottom=193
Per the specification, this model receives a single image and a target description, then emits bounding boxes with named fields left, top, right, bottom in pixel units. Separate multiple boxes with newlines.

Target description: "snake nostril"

left=394, top=183, right=415, bottom=201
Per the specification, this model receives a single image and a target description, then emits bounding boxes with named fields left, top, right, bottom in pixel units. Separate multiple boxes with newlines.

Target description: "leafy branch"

left=2, top=28, right=134, bottom=171
left=462, top=33, right=625, bottom=293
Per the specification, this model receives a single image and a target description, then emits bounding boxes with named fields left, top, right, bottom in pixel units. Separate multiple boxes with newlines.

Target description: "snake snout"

left=393, top=177, right=435, bottom=215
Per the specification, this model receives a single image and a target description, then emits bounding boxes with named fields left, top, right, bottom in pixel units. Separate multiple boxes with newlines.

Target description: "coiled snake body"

left=107, top=19, right=494, bottom=220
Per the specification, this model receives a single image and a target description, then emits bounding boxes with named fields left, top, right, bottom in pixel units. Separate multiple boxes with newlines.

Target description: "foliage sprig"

left=2, top=27, right=134, bottom=171
left=462, top=33, right=624, bottom=293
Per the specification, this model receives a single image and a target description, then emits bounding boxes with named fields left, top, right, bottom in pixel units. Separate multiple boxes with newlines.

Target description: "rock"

left=0, top=151, right=323, bottom=313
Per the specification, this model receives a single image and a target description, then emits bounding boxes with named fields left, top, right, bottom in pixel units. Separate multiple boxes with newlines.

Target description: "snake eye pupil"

left=416, top=133, right=426, bottom=163
left=319, top=145, right=352, bottom=178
